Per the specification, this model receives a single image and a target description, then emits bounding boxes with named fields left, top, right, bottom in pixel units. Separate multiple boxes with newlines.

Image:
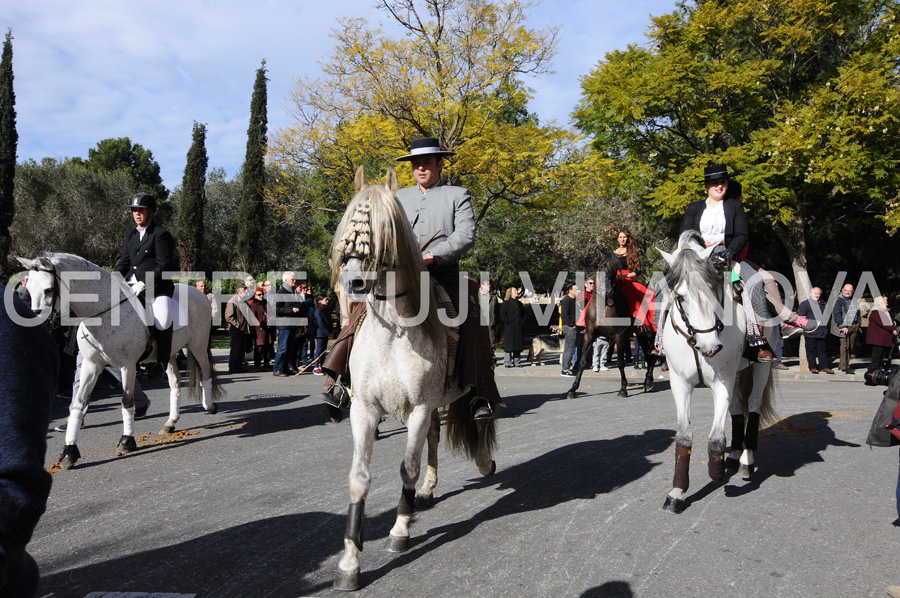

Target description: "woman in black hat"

left=114, top=192, right=176, bottom=371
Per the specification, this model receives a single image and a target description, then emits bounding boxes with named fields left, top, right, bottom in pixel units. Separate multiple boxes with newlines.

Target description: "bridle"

left=341, top=252, right=409, bottom=302
left=31, top=261, right=137, bottom=326
left=669, top=292, right=724, bottom=387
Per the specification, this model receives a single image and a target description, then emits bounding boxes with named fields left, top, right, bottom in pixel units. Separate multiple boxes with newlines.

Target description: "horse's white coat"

left=19, top=253, right=218, bottom=457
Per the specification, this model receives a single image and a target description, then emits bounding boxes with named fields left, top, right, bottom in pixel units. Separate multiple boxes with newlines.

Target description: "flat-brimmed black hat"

left=700, top=162, right=731, bottom=183
left=396, top=137, right=456, bottom=162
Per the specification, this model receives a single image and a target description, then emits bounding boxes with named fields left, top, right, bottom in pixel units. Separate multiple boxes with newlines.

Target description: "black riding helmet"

left=128, top=192, right=157, bottom=212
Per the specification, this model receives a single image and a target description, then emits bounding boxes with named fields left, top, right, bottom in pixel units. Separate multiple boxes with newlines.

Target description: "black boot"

left=156, top=325, right=173, bottom=370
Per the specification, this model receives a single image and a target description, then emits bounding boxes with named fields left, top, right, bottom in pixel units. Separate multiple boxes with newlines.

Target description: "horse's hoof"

left=206, top=404, right=218, bottom=415
left=116, top=435, right=138, bottom=454
left=160, top=423, right=176, bottom=435
left=59, top=444, right=81, bottom=469
left=386, top=534, right=409, bottom=553
left=326, top=404, right=344, bottom=424
left=617, top=389, right=628, bottom=398
left=566, top=391, right=575, bottom=400
left=415, top=493, right=434, bottom=509
left=739, top=464, right=755, bottom=480
left=644, top=382, right=654, bottom=393
left=333, top=568, right=360, bottom=592
left=479, top=460, right=496, bottom=477
left=724, top=457, right=740, bottom=471
left=662, top=495, right=686, bottom=514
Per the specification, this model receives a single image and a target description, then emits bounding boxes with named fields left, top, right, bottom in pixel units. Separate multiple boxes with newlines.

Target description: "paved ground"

left=31, top=351, right=899, bottom=597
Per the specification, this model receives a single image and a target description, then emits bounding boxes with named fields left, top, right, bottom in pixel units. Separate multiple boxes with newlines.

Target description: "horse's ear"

left=384, top=167, right=399, bottom=194
left=35, top=257, right=53, bottom=270
left=700, top=244, right=718, bottom=261
left=354, top=166, right=368, bottom=192
left=658, top=248, right=675, bottom=267
left=15, top=256, right=33, bottom=270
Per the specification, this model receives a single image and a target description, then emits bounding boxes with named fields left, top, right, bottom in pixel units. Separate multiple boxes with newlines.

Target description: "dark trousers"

left=805, top=337, right=829, bottom=370
left=562, top=325, right=577, bottom=371
left=838, top=324, right=859, bottom=371
left=228, top=326, right=249, bottom=372
left=274, top=328, right=298, bottom=373
left=871, top=344, right=892, bottom=367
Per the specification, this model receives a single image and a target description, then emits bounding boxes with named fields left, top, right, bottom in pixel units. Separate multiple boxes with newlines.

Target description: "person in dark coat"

left=501, top=286, right=525, bottom=367
left=0, top=282, right=58, bottom=597
left=867, top=296, right=898, bottom=367
left=312, top=294, right=332, bottom=375
left=247, top=287, right=273, bottom=371
left=798, top=286, right=833, bottom=373
left=113, top=192, right=176, bottom=370
left=272, top=272, right=302, bottom=377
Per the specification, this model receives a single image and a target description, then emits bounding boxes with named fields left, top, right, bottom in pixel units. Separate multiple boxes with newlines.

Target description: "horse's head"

left=596, top=251, right=618, bottom=297
left=660, top=231, right=724, bottom=356
left=332, top=166, right=422, bottom=301
left=15, top=255, right=58, bottom=318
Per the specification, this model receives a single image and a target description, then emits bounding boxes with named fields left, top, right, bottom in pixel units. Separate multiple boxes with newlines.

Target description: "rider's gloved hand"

left=710, top=246, right=733, bottom=273
left=130, top=281, right=146, bottom=295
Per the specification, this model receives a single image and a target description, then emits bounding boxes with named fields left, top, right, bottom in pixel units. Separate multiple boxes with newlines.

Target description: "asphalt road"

left=30, top=352, right=899, bottom=598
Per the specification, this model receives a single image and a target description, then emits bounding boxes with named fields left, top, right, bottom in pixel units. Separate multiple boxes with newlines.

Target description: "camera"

left=864, top=364, right=900, bottom=387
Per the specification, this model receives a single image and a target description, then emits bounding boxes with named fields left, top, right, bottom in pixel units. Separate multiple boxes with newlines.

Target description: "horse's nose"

left=707, top=344, right=723, bottom=357
left=349, top=278, right=366, bottom=293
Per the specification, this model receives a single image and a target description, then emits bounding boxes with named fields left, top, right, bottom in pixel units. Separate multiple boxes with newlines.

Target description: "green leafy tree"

left=11, top=159, right=135, bottom=266
left=74, top=137, right=170, bottom=202
left=177, top=121, right=208, bottom=273
left=0, top=30, right=16, bottom=275
left=575, top=0, right=900, bottom=300
left=237, top=60, right=268, bottom=274
left=269, top=0, right=576, bottom=223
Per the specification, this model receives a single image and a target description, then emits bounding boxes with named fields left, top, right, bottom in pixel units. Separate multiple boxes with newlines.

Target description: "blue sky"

left=1, top=0, right=677, bottom=191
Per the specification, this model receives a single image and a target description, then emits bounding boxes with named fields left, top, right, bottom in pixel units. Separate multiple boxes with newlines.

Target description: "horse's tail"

left=186, top=345, right=224, bottom=404
left=445, top=395, right=497, bottom=460
left=735, top=366, right=778, bottom=425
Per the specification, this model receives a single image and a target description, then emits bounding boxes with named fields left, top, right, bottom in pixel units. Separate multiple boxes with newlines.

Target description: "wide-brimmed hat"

left=396, top=137, right=456, bottom=162
left=699, top=162, right=731, bottom=183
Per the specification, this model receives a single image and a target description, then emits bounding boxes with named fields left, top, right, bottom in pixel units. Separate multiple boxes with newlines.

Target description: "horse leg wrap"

left=673, top=445, right=691, bottom=492
left=708, top=449, right=725, bottom=481
left=397, top=487, right=416, bottom=518
left=730, top=414, right=745, bottom=451
left=345, top=500, right=365, bottom=552
left=744, top=412, right=760, bottom=452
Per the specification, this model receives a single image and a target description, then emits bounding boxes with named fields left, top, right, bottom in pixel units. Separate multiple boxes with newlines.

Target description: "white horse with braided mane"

left=18, top=252, right=222, bottom=469
left=330, top=167, right=497, bottom=591
left=658, top=231, right=777, bottom=514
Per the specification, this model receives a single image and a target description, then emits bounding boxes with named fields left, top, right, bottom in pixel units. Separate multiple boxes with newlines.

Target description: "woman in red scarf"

left=612, top=228, right=655, bottom=332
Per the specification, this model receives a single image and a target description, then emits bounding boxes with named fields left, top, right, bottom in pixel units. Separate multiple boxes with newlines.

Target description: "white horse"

left=658, top=232, right=776, bottom=514
left=18, top=253, right=222, bottom=469
left=331, top=167, right=496, bottom=591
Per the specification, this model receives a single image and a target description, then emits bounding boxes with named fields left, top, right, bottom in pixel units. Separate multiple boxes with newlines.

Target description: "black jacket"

left=560, top=294, right=577, bottom=328
left=273, top=284, right=302, bottom=330
left=680, top=198, right=749, bottom=257
left=114, top=221, right=176, bottom=298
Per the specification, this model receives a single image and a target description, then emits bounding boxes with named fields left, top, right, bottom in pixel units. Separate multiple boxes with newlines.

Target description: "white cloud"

left=1, top=0, right=676, bottom=190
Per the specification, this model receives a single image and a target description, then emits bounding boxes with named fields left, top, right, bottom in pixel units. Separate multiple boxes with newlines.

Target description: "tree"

left=236, top=60, right=268, bottom=274
left=575, top=0, right=900, bottom=301
left=0, top=30, right=16, bottom=276
left=176, top=121, right=208, bottom=273
left=269, top=0, right=575, bottom=223
left=74, top=137, right=170, bottom=202
left=11, top=159, right=136, bottom=267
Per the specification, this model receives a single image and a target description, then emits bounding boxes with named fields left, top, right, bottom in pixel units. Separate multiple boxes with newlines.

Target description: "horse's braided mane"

left=330, top=180, right=442, bottom=343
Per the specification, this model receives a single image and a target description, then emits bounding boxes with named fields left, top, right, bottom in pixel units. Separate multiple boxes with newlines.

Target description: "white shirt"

left=698, top=198, right=726, bottom=246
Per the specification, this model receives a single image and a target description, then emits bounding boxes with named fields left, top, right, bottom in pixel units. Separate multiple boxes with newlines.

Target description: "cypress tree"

left=177, top=121, right=208, bottom=273
left=0, top=30, right=17, bottom=275
left=236, top=60, right=268, bottom=273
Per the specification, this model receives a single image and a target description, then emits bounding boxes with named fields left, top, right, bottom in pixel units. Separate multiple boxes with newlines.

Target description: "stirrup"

left=321, top=383, right=350, bottom=409
left=470, top=396, right=493, bottom=421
